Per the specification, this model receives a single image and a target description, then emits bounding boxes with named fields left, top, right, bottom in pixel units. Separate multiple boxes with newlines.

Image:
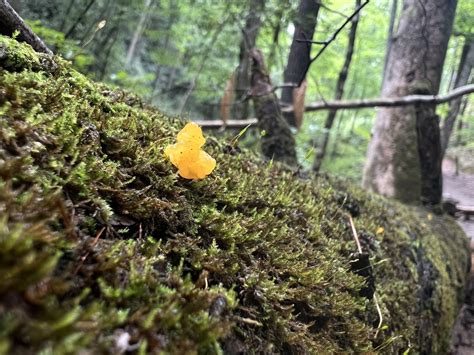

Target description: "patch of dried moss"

left=0, top=36, right=470, bottom=354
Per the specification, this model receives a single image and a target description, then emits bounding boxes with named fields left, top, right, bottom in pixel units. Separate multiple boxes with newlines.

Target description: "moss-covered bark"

left=0, top=36, right=470, bottom=354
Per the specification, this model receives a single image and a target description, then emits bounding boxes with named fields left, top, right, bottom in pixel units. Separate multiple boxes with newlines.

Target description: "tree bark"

left=281, top=0, right=320, bottom=127
left=267, top=6, right=284, bottom=71
left=234, top=0, right=265, bottom=120
left=59, top=0, right=77, bottom=32
left=0, top=0, right=52, bottom=54
left=250, top=49, right=297, bottom=166
left=125, top=0, right=154, bottom=67
left=363, top=0, right=457, bottom=206
left=65, top=0, right=96, bottom=39
left=382, top=0, right=398, bottom=83
left=150, top=0, right=178, bottom=97
left=179, top=20, right=227, bottom=114
left=312, top=0, right=361, bottom=173
left=441, top=38, right=474, bottom=156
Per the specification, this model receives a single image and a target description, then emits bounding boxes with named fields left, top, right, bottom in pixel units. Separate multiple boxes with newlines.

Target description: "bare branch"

left=296, top=0, right=370, bottom=86
left=197, top=84, right=474, bottom=130
left=273, top=0, right=370, bottom=91
left=195, top=119, right=258, bottom=129
left=299, top=84, right=474, bottom=111
left=0, top=0, right=52, bottom=54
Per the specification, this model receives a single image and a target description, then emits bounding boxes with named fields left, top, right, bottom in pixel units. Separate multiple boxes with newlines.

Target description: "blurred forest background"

left=8, top=0, right=473, bottom=182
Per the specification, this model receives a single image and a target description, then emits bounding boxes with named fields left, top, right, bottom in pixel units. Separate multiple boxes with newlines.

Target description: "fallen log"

left=0, top=35, right=470, bottom=354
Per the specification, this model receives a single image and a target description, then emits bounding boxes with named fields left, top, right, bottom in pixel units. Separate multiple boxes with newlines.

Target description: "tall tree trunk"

left=383, top=0, right=398, bottom=82
left=250, top=49, right=297, bottom=166
left=179, top=20, right=227, bottom=114
left=441, top=38, right=474, bottom=156
left=150, top=0, right=178, bottom=97
left=65, top=0, right=96, bottom=39
left=281, top=0, right=320, bottom=127
left=312, top=0, right=361, bottom=173
left=125, top=0, right=154, bottom=67
left=0, top=0, right=52, bottom=54
left=59, top=0, right=77, bottom=32
left=98, top=27, right=118, bottom=80
left=363, top=0, right=457, bottom=206
left=234, top=0, right=265, bottom=120
left=267, top=6, right=283, bottom=71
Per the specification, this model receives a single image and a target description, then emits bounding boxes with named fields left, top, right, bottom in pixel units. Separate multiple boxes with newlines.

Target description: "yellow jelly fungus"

left=164, top=122, right=216, bottom=180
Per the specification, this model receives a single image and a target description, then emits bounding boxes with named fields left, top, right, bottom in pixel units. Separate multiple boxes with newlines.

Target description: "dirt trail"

left=445, top=158, right=474, bottom=355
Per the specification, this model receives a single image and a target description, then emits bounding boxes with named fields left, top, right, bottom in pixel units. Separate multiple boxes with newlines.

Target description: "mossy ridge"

left=0, top=36, right=469, bottom=354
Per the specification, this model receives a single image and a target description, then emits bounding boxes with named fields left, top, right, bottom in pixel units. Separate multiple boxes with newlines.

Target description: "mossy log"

left=0, top=36, right=470, bottom=354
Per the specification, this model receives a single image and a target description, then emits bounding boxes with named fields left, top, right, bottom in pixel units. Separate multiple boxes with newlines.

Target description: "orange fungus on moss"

left=164, top=122, right=216, bottom=180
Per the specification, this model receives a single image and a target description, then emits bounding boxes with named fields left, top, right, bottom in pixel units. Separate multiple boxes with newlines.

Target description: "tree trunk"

left=125, top=0, right=154, bottom=67
left=312, top=0, right=361, bottom=173
left=363, top=0, right=457, bottom=206
left=179, top=20, right=227, bottom=114
left=234, top=0, right=265, bottom=120
left=250, top=49, right=297, bottom=166
left=59, top=0, right=77, bottom=32
left=65, top=0, right=96, bottom=39
left=150, top=1, right=178, bottom=97
left=266, top=6, right=283, bottom=71
left=441, top=38, right=474, bottom=156
left=281, top=0, right=320, bottom=127
left=383, top=0, right=398, bottom=82
left=0, top=0, right=52, bottom=54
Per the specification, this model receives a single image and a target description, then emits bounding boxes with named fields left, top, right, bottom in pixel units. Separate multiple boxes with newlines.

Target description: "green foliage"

left=26, top=20, right=94, bottom=72
left=14, top=0, right=473, bottom=180
left=0, top=36, right=469, bottom=354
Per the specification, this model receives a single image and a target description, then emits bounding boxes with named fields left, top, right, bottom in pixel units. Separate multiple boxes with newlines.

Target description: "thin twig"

left=347, top=213, right=362, bottom=253
left=272, top=0, right=370, bottom=91
left=373, top=293, right=384, bottom=338
left=235, top=316, right=263, bottom=327
left=347, top=213, right=383, bottom=338
left=73, top=226, right=106, bottom=275
left=296, top=0, right=370, bottom=87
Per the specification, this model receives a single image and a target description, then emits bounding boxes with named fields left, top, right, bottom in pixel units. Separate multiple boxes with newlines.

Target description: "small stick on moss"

left=73, top=227, right=106, bottom=275
left=235, top=316, right=263, bottom=327
left=347, top=214, right=383, bottom=337
left=373, top=293, right=383, bottom=338
left=347, top=213, right=362, bottom=253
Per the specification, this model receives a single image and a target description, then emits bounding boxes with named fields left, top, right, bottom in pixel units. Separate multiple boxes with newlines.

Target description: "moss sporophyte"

left=164, top=122, right=216, bottom=180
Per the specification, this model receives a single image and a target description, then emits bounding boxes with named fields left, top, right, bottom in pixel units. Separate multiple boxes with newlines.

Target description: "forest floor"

left=445, top=158, right=474, bottom=355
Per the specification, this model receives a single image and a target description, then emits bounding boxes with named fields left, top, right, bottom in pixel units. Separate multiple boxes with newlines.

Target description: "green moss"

left=0, top=36, right=470, bottom=354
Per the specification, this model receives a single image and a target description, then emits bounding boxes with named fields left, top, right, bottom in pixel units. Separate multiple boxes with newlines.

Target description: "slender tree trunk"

left=60, top=0, right=77, bottom=32
left=250, top=49, right=297, bottom=166
left=99, top=28, right=118, bottom=80
left=150, top=1, right=178, bottom=97
left=179, top=20, right=227, bottom=113
left=383, top=0, right=398, bottom=83
left=329, top=111, right=344, bottom=159
left=363, top=0, right=457, bottom=206
left=234, top=0, right=265, bottom=120
left=125, top=0, right=154, bottom=67
left=65, top=0, right=96, bottom=39
left=441, top=39, right=474, bottom=156
left=312, top=0, right=361, bottom=173
left=446, top=38, right=460, bottom=91
left=267, top=7, right=283, bottom=71
left=0, top=0, right=52, bottom=54
left=281, top=0, right=320, bottom=127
